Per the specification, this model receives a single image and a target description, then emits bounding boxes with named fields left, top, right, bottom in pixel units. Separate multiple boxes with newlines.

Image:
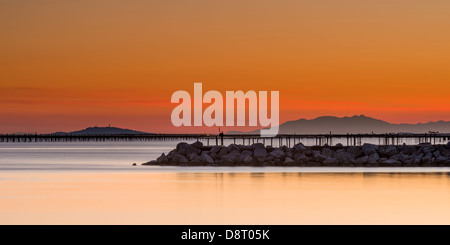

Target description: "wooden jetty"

left=0, top=133, right=449, bottom=146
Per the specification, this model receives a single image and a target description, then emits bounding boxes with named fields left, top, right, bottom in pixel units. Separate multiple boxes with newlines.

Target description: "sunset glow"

left=2, top=1, right=450, bottom=133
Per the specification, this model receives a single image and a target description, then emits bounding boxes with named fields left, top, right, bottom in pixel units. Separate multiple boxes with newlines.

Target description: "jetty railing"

left=0, top=133, right=449, bottom=146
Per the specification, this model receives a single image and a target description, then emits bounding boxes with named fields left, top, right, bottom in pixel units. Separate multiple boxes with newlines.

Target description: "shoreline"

left=143, top=141, right=450, bottom=167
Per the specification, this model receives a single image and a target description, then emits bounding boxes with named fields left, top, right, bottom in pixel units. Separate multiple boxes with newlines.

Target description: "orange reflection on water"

left=1, top=171, right=450, bottom=224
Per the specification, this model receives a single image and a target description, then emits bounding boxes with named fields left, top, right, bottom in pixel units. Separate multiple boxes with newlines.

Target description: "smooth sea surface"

left=1, top=141, right=450, bottom=224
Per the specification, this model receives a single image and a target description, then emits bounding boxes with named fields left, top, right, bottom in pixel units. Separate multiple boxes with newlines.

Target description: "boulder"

left=167, top=149, right=177, bottom=158
left=142, top=160, right=156, bottom=165
left=323, top=157, right=339, bottom=166
left=446, top=141, right=450, bottom=150
left=269, top=148, right=286, bottom=159
left=356, top=155, right=369, bottom=165
left=313, top=152, right=327, bottom=163
left=389, top=154, right=402, bottom=161
left=436, top=156, right=448, bottom=164
left=286, top=151, right=294, bottom=158
left=441, top=149, right=450, bottom=157
left=384, top=145, right=399, bottom=157
left=402, top=157, right=416, bottom=166
left=402, top=154, right=414, bottom=163
left=227, top=144, right=240, bottom=153
left=222, top=150, right=241, bottom=163
left=414, top=153, right=424, bottom=164
left=215, top=158, right=232, bottom=166
left=304, top=149, right=314, bottom=157
left=210, top=146, right=222, bottom=154
left=191, top=141, right=203, bottom=149
left=341, top=162, right=354, bottom=167
left=253, top=145, right=268, bottom=159
left=378, top=157, right=388, bottom=163
left=242, top=155, right=255, bottom=164
left=190, top=155, right=202, bottom=163
left=209, top=152, right=218, bottom=160
left=444, top=160, right=450, bottom=166
left=187, top=152, right=200, bottom=161
left=380, top=159, right=402, bottom=167
left=334, top=149, right=355, bottom=164
left=400, top=145, right=416, bottom=155
left=241, top=150, right=253, bottom=156
left=156, top=153, right=167, bottom=163
left=366, top=161, right=379, bottom=167
left=367, top=153, right=380, bottom=164
left=347, top=146, right=363, bottom=158
left=420, top=145, right=435, bottom=155
left=172, top=154, right=188, bottom=164
left=311, top=150, right=320, bottom=155
left=335, top=143, right=344, bottom=148
left=294, top=153, right=310, bottom=164
left=266, top=155, right=275, bottom=161
left=284, top=157, right=295, bottom=165
left=176, top=142, right=200, bottom=156
left=433, top=150, right=441, bottom=158
left=421, top=152, right=433, bottom=164
left=305, top=161, right=321, bottom=167
left=217, top=148, right=228, bottom=158
left=293, top=143, right=306, bottom=153
left=237, top=145, right=251, bottom=151
left=322, top=147, right=334, bottom=157
left=250, top=143, right=265, bottom=150
left=201, top=153, right=214, bottom=164
left=362, top=143, right=378, bottom=155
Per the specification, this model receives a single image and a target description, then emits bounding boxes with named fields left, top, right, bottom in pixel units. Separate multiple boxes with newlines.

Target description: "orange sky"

left=1, top=1, right=450, bottom=134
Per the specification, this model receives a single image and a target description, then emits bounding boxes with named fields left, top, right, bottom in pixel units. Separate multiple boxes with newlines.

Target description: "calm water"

left=1, top=141, right=450, bottom=224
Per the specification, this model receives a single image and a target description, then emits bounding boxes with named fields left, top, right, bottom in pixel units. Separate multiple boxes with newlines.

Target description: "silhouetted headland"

left=229, top=115, right=450, bottom=134
left=143, top=141, right=450, bottom=167
left=52, top=126, right=149, bottom=135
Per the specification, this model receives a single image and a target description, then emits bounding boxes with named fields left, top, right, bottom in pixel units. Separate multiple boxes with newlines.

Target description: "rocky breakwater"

left=143, top=141, right=450, bottom=167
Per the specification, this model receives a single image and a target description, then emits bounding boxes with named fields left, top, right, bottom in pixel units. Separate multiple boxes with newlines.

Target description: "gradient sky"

left=1, top=0, right=450, bottom=134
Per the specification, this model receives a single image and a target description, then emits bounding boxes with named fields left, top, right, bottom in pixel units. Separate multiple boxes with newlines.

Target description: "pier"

left=0, top=133, right=449, bottom=146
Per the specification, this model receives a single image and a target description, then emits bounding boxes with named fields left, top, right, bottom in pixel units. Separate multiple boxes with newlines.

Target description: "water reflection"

left=1, top=171, right=450, bottom=224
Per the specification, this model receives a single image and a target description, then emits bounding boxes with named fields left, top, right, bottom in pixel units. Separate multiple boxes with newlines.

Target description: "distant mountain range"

left=52, top=126, right=150, bottom=135
left=44, top=115, right=450, bottom=135
left=228, top=115, right=450, bottom=134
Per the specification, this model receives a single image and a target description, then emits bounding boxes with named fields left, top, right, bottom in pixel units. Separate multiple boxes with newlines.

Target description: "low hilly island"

left=51, top=126, right=149, bottom=135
